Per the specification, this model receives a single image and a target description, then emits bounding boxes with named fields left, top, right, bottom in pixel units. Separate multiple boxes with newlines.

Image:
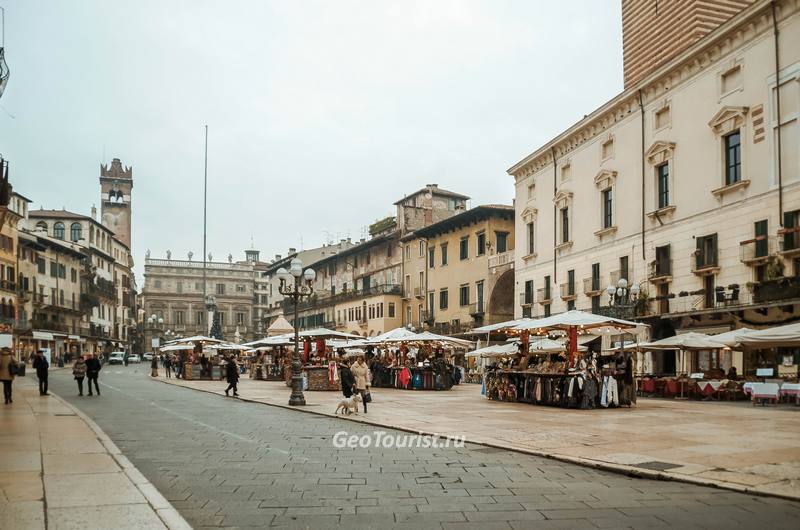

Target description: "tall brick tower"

left=622, top=0, right=754, bottom=88
left=99, top=158, right=133, bottom=248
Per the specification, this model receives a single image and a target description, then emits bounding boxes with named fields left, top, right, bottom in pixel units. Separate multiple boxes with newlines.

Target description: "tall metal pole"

left=203, top=125, right=208, bottom=334
left=289, top=279, right=305, bottom=406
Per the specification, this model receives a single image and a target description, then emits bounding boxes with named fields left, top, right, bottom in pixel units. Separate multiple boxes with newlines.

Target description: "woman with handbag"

left=0, top=347, right=19, bottom=404
left=351, top=355, right=371, bottom=413
left=73, top=356, right=87, bottom=396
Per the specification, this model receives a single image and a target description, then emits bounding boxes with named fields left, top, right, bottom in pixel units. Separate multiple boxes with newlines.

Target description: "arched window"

left=89, top=226, right=95, bottom=243
left=35, top=221, right=48, bottom=233
left=70, top=222, right=82, bottom=242
left=53, top=222, right=65, bottom=239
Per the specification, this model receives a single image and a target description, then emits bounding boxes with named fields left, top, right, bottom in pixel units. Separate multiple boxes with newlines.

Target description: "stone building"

left=142, top=254, right=255, bottom=349
left=401, top=205, right=516, bottom=334
left=1, top=192, right=30, bottom=344
left=510, top=0, right=800, bottom=373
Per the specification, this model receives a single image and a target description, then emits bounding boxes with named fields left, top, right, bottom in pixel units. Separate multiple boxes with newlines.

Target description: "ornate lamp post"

left=606, top=278, right=640, bottom=306
left=277, top=258, right=316, bottom=406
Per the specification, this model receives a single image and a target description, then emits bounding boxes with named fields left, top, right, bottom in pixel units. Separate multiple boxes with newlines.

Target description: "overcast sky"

left=1, top=0, right=622, bottom=278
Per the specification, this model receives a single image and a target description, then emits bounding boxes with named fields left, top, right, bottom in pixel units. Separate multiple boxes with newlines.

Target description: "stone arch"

left=487, top=268, right=514, bottom=320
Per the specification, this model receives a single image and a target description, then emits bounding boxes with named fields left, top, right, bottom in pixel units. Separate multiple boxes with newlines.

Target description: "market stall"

left=294, top=328, right=362, bottom=391
left=161, top=335, right=223, bottom=379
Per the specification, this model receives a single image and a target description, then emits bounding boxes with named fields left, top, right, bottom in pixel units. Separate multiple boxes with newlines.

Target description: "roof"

left=12, top=191, right=33, bottom=203
left=393, top=185, right=470, bottom=205
left=311, top=231, right=398, bottom=269
left=411, top=205, right=514, bottom=239
left=29, top=209, right=130, bottom=250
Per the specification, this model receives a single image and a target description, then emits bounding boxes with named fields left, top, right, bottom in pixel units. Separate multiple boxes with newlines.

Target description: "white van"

left=108, top=352, right=126, bottom=365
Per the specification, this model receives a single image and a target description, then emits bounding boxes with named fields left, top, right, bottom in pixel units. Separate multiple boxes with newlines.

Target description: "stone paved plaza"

left=45, top=368, right=800, bottom=529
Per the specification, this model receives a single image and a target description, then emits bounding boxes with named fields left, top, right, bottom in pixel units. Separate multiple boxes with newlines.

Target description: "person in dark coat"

left=85, top=353, right=102, bottom=396
left=225, top=356, right=239, bottom=397
left=33, top=351, right=49, bottom=396
left=164, top=355, right=172, bottom=378
left=339, top=360, right=355, bottom=398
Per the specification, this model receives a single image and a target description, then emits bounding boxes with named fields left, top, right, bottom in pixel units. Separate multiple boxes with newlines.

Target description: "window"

left=459, top=285, right=469, bottom=306
left=428, top=247, right=435, bottom=268
left=657, top=163, right=669, bottom=209
left=216, top=283, right=225, bottom=295
left=544, top=303, right=551, bottom=317
left=196, top=311, right=204, bottom=325
left=388, top=303, right=395, bottom=318
left=567, top=269, right=575, bottom=296
left=459, top=237, right=469, bottom=260
left=591, top=294, right=600, bottom=313
left=441, top=243, right=448, bottom=266
left=219, top=313, right=225, bottom=326
left=754, top=220, right=769, bottom=258
left=427, top=292, right=434, bottom=317
left=784, top=210, right=800, bottom=252
left=721, top=65, right=742, bottom=95
left=567, top=299, right=575, bottom=311
left=526, top=222, right=535, bottom=255
left=236, top=284, right=246, bottom=293
left=772, top=75, right=799, bottom=184
left=35, top=221, right=48, bottom=233
left=524, top=280, right=533, bottom=305
left=58, top=264, right=66, bottom=279
left=561, top=207, right=570, bottom=243
left=477, top=232, right=486, bottom=256
left=654, top=245, right=671, bottom=276
left=601, top=138, right=614, bottom=160
left=496, top=232, right=508, bottom=253
left=419, top=240, right=425, bottom=257
left=53, top=222, right=65, bottom=240
left=724, top=131, right=741, bottom=185
left=71, top=268, right=77, bottom=283
left=602, top=188, right=613, bottom=228
left=527, top=183, right=535, bottom=200
left=195, top=282, right=202, bottom=290
left=591, top=263, right=600, bottom=291
left=696, top=234, right=718, bottom=269
left=405, top=245, right=410, bottom=260
left=70, top=223, right=82, bottom=242
left=37, top=258, right=45, bottom=274
left=175, top=311, right=184, bottom=325
left=50, top=261, right=57, bottom=278
left=177, top=282, right=183, bottom=293
left=439, top=289, right=449, bottom=310
left=154, top=279, right=162, bottom=289
left=237, top=312, right=245, bottom=325
left=620, top=256, right=629, bottom=283
left=544, top=275, right=551, bottom=300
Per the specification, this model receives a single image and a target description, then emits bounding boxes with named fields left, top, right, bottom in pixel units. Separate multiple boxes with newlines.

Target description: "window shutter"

left=696, top=238, right=703, bottom=269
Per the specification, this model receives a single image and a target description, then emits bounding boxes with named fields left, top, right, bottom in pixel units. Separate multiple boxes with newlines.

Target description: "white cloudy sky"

left=1, top=0, right=622, bottom=277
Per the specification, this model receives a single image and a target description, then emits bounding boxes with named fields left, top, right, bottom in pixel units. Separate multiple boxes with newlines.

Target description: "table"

left=696, top=380, right=723, bottom=400
left=780, top=382, right=800, bottom=405
left=750, top=383, right=780, bottom=406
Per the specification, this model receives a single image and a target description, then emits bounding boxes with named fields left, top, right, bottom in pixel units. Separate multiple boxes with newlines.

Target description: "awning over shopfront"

left=32, top=331, right=54, bottom=341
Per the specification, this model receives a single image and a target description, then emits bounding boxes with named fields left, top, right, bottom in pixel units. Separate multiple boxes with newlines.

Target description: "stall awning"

left=32, top=331, right=54, bottom=341
left=68, top=335, right=81, bottom=341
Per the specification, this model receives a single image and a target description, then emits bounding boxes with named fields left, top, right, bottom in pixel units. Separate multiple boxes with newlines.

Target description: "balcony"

left=648, top=259, right=672, bottom=283
left=583, top=277, right=602, bottom=296
left=752, top=276, right=800, bottom=304
left=402, top=289, right=412, bottom=300
left=740, top=235, right=776, bottom=264
left=469, top=301, right=485, bottom=317
left=537, top=287, right=551, bottom=305
left=691, top=251, right=719, bottom=276
left=488, top=250, right=514, bottom=272
left=779, top=227, right=800, bottom=257
left=0, top=279, right=17, bottom=293
left=413, top=287, right=424, bottom=298
left=519, top=292, right=533, bottom=307
left=559, top=283, right=577, bottom=301
left=31, top=319, right=70, bottom=333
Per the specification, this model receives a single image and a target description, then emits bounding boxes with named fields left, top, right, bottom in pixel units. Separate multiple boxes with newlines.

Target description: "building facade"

left=401, top=205, right=516, bottom=334
left=511, top=0, right=800, bottom=368
left=1, top=192, right=29, bottom=344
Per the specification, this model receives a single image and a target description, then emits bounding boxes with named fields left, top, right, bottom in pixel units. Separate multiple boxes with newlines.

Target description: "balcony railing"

left=469, top=301, right=485, bottom=316
left=740, top=235, right=775, bottom=263
left=0, top=279, right=17, bottom=292
left=31, top=319, right=70, bottom=333
left=519, top=292, right=533, bottom=306
left=536, top=287, right=551, bottom=305
left=488, top=250, right=514, bottom=270
left=648, top=259, right=672, bottom=281
left=583, top=277, right=602, bottom=295
left=779, top=227, right=800, bottom=256
left=421, top=310, right=434, bottom=324
left=559, top=283, right=576, bottom=300
left=287, top=284, right=403, bottom=312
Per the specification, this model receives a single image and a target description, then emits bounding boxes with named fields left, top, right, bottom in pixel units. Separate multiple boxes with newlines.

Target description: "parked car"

left=143, top=352, right=154, bottom=361
left=128, top=354, right=141, bottom=364
left=108, top=352, right=125, bottom=365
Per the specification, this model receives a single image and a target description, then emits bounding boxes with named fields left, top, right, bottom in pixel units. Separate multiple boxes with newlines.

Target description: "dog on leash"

left=335, top=394, right=363, bottom=415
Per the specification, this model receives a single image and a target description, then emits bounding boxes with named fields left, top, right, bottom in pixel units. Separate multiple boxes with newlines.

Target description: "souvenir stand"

left=297, top=328, right=362, bottom=391
left=206, top=343, right=250, bottom=380
left=367, top=329, right=473, bottom=391
left=161, top=335, right=223, bottom=379
left=243, top=334, right=293, bottom=381
left=484, top=311, right=647, bottom=409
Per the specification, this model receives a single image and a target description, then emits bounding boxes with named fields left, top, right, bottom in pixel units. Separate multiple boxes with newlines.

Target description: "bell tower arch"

left=99, top=158, right=133, bottom=247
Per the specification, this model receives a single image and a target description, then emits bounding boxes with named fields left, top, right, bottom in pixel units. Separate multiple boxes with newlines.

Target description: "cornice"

left=507, top=0, right=797, bottom=179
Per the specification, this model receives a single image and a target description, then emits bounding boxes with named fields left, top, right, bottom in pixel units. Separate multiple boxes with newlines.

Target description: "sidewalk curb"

left=48, top=389, right=192, bottom=530
left=155, top=377, right=800, bottom=504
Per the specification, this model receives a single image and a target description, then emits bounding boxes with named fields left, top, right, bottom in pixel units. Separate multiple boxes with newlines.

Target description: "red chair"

left=665, top=379, right=679, bottom=397
left=642, top=379, right=656, bottom=394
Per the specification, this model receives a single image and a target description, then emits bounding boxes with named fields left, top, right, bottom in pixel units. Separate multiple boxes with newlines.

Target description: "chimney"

left=288, top=247, right=296, bottom=254
left=90, top=205, right=97, bottom=219
left=275, top=254, right=282, bottom=261
left=346, top=237, right=351, bottom=244
left=426, top=183, right=439, bottom=190
left=360, top=238, right=365, bottom=244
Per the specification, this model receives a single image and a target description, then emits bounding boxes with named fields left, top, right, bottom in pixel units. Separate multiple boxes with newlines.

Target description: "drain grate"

left=470, top=447, right=506, bottom=454
left=54, top=413, right=77, bottom=417
left=634, top=461, right=681, bottom=472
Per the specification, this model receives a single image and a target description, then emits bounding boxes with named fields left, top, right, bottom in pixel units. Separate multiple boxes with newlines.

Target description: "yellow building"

left=402, top=205, right=515, bottom=334
left=1, top=192, right=31, bottom=351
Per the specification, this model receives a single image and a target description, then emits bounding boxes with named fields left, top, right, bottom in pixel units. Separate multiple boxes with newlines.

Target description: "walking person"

left=86, top=353, right=102, bottom=396
left=225, top=356, right=239, bottom=397
left=339, top=359, right=355, bottom=398
left=150, top=354, right=159, bottom=377
left=351, top=355, right=371, bottom=413
left=33, top=350, right=49, bottom=396
left=164, top=355, right=172, bottom=378
left=0, top=347, right=19, bottom=404
left=73, top=355, right=87, bottom=396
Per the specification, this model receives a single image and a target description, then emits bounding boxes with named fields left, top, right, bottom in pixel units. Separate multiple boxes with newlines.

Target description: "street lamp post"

left=277, top=258, right=316, bottom=406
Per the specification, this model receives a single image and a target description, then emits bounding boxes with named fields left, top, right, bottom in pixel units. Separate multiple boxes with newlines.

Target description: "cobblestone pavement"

left=49, top=368, right=800, bottom=529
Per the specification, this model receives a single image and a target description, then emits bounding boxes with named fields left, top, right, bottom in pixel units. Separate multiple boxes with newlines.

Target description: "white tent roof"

left=159, top=343, right=196, bottom=352
left=328, top=338, right=370, bottom=349
left=207, top=343, right=250, bottom=351
left=165, top=335, right=223, bottom=345
left=467, top=318, right=534, bottom=334
left=298, top=328, right=362, bottom=339
left=736, top=322, right=800, bottom=348
left=267, top=314, right=294, bottom=336
left=639, top=332, right=727, bottom=350
left=244, top=333, right=294, bottom=347
left=411, top=331, right=474, bottom=347
left=368, top=327, right=419, bottom=343
left=710, top=327, right=757, bottom=348
left=512, top=310, right=647, bottom=335
left=466, top=342, right=519, bottom=358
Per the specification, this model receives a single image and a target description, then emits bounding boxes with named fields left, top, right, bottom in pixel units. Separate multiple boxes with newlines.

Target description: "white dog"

left=335, top=394, right=363, bottom=415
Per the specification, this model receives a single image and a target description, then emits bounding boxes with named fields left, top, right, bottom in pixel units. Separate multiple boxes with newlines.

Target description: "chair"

left=665, top=379, right=679, bottom=397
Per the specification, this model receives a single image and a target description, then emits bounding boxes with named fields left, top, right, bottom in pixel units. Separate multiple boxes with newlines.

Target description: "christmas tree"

left=210, top=312, right=224, bottom=340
